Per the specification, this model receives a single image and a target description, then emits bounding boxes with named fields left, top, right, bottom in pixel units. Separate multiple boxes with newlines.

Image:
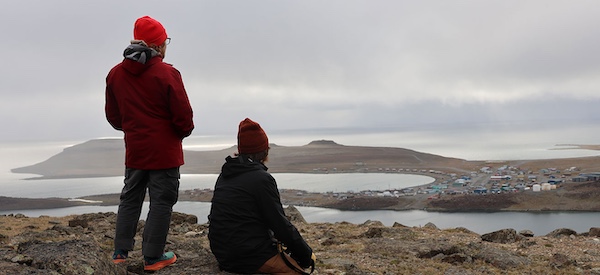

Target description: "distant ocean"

left=184, top=121, right=600, bottom=161
left=3, top=122, right=600, bottom=233
left=2, top=121, right=600, bottom=197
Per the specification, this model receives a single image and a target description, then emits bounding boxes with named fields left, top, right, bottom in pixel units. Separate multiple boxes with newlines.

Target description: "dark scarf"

left=123, top=43, right=159, bottom=64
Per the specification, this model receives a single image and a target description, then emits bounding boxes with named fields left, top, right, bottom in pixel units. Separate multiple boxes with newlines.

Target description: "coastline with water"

left=5, top=134, right=600, bottom=213
left=3, top=123, right=600, bottom=235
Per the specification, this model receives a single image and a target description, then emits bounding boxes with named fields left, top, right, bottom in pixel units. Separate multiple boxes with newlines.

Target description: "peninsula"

left=7, top=138, right=600, bottom=212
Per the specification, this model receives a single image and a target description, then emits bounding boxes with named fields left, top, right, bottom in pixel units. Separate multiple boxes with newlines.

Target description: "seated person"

left=208, top=118, right=315, bottom=274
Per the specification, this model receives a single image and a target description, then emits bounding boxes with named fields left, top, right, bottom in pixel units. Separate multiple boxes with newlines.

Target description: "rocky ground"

left=2, top=208, right=600, bottom=274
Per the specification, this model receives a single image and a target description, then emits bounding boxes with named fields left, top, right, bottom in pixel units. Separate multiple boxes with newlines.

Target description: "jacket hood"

left=220, top=155, right=268, bottom=178
left=121, top=44, right=161, bottom=75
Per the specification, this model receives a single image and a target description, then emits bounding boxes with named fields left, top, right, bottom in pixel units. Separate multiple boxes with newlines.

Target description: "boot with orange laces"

left=144, top=251, right=177, bottom=271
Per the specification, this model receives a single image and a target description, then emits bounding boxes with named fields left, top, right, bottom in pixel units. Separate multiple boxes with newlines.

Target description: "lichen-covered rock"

left=392, top=222, right=407, bottom=227
left=549, top=253, right=575, bottom=269
left=469, top=243, right=531, bottom=269
left=423, top=222, right=439, bottom=230
left=68, top=212, right=116, bottom=229
left=589, top=227, right=600, bottom=237
left=360, top=219, right=384, bottom=227
left=546, top=228, right=578, bottom=238
left=17, top=238, right=126, bottom=274
left=519, top=229, right=534, bottom=237
left=481, top=228, right=522, bottom=244
left=170, top=212, right=198, bottom=225
left=284, top=205, right=307, bottom=224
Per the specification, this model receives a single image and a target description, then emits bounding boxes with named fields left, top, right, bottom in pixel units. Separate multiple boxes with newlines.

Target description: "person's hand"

left=291, top=251, right=315, bottom=269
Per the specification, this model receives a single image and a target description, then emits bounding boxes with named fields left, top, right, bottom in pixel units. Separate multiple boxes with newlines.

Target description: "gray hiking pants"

left=114, top=167, right=180, bottom=258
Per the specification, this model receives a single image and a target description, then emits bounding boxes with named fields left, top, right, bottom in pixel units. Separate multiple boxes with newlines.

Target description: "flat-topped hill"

left=11, top=138, right=481, bottom=179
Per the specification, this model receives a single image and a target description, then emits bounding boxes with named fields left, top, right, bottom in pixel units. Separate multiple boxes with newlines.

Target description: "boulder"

left=392, top=222, right=407, bottom=228
left=519, top=229, right=534, bottom=237
left=361, top=227, right=385, bottom=238
left=423, top=222, right=439, bottom=230
left=481, top=229, right=522, bottom=244
left=170, top=212, right=198, bottom=225
left=68, top=212, right=116, bottom=229
left=360, top=220, right=384, bottom=227
left=470, top=243, right=531, bottom=269
left=284, top=205, right=307, bottom=224
left=17, top=238, right=126, bottom=274
left=549, top=253, right=575, bottom=268
left=546, top=228, right=577, bottom=238
left=589, top=227, right=600, bottom=237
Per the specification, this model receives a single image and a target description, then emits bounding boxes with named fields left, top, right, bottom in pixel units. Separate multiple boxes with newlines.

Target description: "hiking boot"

left=144, top=252, right=177, bottom=271
left=112, top=249, right=128, bottom=264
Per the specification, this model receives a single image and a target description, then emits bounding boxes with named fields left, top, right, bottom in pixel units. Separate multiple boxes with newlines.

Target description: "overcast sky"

left=2, top=1, right=600, bottom=142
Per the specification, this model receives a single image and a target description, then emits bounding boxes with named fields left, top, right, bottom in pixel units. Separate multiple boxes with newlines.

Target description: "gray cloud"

left=1, top=1, right=600, bottom=141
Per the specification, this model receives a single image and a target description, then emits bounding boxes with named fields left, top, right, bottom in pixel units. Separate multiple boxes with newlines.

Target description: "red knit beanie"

left=237, top=118, right=269, bottom=154
left=133, top=16, right=168, bottom=46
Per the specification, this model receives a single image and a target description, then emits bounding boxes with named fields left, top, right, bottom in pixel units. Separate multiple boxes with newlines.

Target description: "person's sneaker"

left=144, top=252, right=177, bottom=271
left=112, top=249, right=128, bottom=264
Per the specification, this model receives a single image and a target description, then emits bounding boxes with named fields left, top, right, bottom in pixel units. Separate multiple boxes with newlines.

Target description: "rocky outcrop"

left=546, top=228, right=578, bottom=238
left=1, top=208, right=600, bottom=274
left=481, top=228, right=523, bottom=244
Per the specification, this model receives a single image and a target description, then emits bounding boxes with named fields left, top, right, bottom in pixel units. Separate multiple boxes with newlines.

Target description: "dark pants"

left=114, top=167, right=180, bottom=258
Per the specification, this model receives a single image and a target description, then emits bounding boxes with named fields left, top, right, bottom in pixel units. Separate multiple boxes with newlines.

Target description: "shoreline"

left=6, top=139, right=600, bottom=213
left=3, top=179, right=600, bottom=213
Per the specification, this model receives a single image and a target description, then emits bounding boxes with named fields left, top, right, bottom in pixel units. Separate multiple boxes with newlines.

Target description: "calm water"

left=2, top=201, right=598, bottom=236
left=2, top=123, right=600, bottom=235
left=0, top=173, right=433, bottom=199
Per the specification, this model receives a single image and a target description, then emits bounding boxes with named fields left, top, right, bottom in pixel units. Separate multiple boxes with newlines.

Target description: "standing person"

left=208, top=118, right=315, bottom=274
left=105, top=15, right=194, bottom=272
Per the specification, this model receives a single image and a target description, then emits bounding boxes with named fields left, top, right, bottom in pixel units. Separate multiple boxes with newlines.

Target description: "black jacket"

left=208, top=155, right=313, bottom=273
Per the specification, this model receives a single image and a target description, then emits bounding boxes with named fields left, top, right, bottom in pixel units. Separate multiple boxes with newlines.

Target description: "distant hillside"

left=11, top=138, right=480, bottom=179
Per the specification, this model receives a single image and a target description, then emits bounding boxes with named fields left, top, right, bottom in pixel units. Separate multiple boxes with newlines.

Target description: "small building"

left=453, top=179, right=466, bottom=187
left=541, top=183, right=552, bottom=191
left=540, top=169, right=551, bottom=176
left=378, top=191, right=393, bottom=197
left=473, top=187, right=488, bottom=194
left=480, top=166, right=492, bottom=174
left=431, top=184, right=449, bottom=190
left=490, top=175, right=512, bottom=181
left=572, top=176, right=588, bottom=183
left=548, top=179, right=563, bottom=184
left=579, top=173, right=600, bottom=182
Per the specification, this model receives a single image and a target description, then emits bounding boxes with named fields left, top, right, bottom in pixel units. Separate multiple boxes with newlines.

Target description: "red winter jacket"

left=105, top=50, right=194, bottom=170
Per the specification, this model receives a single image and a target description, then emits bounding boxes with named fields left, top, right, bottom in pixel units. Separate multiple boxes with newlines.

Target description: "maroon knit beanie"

left=237, top=118, right=269, bottom=154
left=133, top=16, right=168, bottom=46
